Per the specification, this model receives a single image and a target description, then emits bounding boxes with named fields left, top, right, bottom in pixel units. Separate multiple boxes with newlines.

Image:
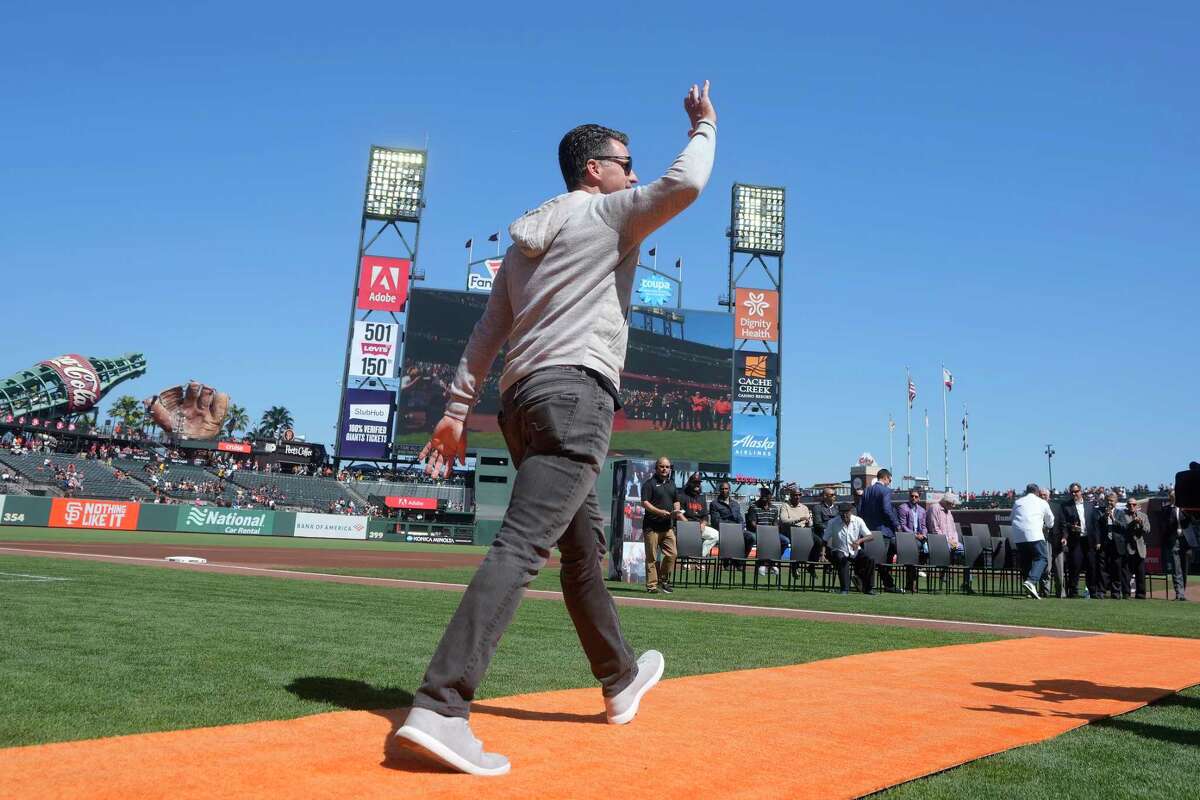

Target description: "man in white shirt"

left=824, top=502, right=877, bottom=595
left=1009, top=483, right=1056, bottom=599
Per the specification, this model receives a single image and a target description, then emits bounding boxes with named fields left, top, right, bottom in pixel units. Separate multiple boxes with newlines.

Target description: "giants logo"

left=356, top=256, right=411, bottom=312
left=40, top=354, right=101, bottom=412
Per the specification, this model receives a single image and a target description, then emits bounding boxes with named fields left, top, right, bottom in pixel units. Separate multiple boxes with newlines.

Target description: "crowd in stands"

left=620, top=388, right=732, bottom=432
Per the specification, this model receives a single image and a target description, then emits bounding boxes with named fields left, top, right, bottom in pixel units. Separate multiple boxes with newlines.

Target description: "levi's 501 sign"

left=350, top=321, right=399, bottom=378
left=357, top=256, right=410, bottom=312
left=734, top=288, right=779, bottom=341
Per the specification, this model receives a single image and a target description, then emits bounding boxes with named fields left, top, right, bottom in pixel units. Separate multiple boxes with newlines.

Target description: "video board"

left=396, top=289, right=732, bottom=463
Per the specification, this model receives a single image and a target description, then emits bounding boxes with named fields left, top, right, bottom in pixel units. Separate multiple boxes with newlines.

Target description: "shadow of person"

left=973, top=679, right=1172, bottom=706
left=471, top=702, right=606, bottom=725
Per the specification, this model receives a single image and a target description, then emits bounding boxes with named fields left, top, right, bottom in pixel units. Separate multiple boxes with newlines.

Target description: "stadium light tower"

left=728, top=183, right=785, bottom=489
left=334, top=146, right=428, bottom=469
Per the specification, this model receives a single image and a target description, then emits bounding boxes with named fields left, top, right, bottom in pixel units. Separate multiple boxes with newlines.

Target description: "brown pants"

left=644, top=527, right=677, bottom=590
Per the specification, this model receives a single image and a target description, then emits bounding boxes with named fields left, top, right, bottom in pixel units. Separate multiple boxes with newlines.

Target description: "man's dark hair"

left=558, top=124, right=629, bottom=190
left=877, top=469, right=892, bottom=480
left=1026, top=483, right=1041, bottom=495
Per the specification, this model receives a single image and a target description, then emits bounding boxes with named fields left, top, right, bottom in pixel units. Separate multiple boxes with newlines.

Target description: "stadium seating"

left=351, top=478, right=468, bottom=509
left=0, top=452, right=154, bottom=500
left=224, top=471, right=362, bottom=509
left=110, top=459, right=236, bottom=502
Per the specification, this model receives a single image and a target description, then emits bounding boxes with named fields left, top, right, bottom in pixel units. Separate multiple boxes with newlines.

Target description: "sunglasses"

left=593, top=155, right=633, bottom=175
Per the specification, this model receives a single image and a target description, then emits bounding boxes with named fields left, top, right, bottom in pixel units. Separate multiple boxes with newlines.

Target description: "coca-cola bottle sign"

left=39, top=354, right=102, bottom=413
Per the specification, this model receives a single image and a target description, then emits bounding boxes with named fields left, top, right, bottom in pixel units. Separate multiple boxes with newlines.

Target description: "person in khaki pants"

left=641, top=456, right=680, bottom=593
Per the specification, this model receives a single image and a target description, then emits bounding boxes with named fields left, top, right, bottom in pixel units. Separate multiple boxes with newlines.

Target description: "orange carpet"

left=4, top=633, right=1200, bottom=800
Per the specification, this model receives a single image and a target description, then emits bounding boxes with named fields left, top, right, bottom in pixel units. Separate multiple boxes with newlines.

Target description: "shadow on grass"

left=966, top=678, right=1190, bottom=725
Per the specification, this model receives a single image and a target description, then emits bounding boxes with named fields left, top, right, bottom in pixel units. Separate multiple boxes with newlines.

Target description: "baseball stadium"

left=5, top=8, right=1200, bottom=797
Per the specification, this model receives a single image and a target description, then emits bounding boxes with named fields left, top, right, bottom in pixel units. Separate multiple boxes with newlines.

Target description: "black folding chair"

left=960, top=533, right=985, bottom=593
left=673, top=521, right=710, bottom=587
left=715, top=523, right=749, bottom=588
left=895, top=532, right=922, bottom=593
left=787, top=527, right=825, bottom=590
left=970, top=522, right=992, bottom=540
left=861, top=532, right=889, bottom=590
left=926, top=533, right=952, bottom=593
left=752, top=524, right=784, bottom=590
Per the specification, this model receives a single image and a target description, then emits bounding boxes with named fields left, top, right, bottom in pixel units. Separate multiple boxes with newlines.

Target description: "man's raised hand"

left=420, top=415, right=467, bottom=479
left=684, top=80, right=716, bottom=137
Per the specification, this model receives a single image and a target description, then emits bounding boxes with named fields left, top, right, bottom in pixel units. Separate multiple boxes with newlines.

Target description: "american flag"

left=943, top=367, right=954, bottom=391
left=907, top=377, right=917, bottom=406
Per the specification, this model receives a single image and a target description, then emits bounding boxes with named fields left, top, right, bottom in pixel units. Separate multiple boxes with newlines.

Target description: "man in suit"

left=1117, top=497, right=1149, bottom=599
left=1096, top=493, right=1127, bottom=598
left=857, top=468, right=903, bottom=593
left=1058, top=482, right=1095, bottom=599
left=1162, top=489, right=1192, bottom=601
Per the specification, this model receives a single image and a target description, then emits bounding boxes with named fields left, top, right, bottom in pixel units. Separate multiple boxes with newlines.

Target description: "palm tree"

left=258, top=406, right=294, bottom=439
left=224, top=404, right=249, bottom=438
left=107, top=395, right=145, bottom=431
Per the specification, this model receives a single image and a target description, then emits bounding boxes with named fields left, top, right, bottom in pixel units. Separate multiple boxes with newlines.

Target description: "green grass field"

left=3, top=532, right=1198, bottom=798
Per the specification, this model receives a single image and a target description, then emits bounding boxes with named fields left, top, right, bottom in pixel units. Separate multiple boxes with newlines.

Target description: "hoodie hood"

left=508, top=192, right=582, bottom=258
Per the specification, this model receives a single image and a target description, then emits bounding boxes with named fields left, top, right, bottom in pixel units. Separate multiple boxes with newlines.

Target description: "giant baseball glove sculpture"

left=143, top=381, right=230, bottom=439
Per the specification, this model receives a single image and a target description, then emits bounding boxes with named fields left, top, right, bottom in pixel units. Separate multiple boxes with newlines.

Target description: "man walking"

left=1010, top=483, right=1055, bottom=599
left=397, top=82, right=717, bottom=775
left=858, top=469, right=903, bottom=592
left=641, top=457, right=680, bottom=593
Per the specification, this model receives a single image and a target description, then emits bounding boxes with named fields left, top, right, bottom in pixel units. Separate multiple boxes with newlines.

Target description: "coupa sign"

left=177, top=506, right=273, bottom=535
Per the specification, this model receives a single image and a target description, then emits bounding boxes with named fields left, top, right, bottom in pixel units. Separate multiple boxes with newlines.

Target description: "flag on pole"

left=962, top=413, right=969, bottom=450
left=465, top=238, right=473, bottom=249
left=907, top=377, right=917, bottom=406
left=487, top=232, right=499, bottom=242
left=648, top=247, right=656, bottom=257
left=675, top=258, right=682, bottom=269
left=888, top=416, right=896, bottom=432
left=943, top=367, right=954, bottom=391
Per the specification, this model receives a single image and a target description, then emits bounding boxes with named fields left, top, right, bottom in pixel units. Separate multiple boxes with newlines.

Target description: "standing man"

left=927, top=492, right=972, bottom=593
left=1097, top=493, right=1126, bottom=598
left=641, top=457, right=680, bottom=594
left=397, top=82, right=717, bottom=775
left=811, top=487, right=839, bottom=561
left=1117, top=497, right=1149, bottom=599
left=824, top=502, right=877, bottom=595
left=858, top=469, right=904, bottom=592
left=1058, top=482, right=1094, bottom=599
left=1010, top=483, right=1055, bottom=599
left=1162, top=489, right=1191, bottom=601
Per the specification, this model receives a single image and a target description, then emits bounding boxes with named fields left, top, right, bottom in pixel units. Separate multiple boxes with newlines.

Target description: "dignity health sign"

left=730, top=413, right=777, bottom=481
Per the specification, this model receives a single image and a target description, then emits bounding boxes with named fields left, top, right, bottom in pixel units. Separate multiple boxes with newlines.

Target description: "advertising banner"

left=634, top=269, right=676, bottom=307
left=467, top=259, right=503, bottom=293
left=350, top=321, right=400, bottom=381
left=399, top=526, right=474, bottom=545
left=176, top=506, right=274, bottom=535
left=383, top=496, right=438, bottom=510
left=356, top=255, right=410, bottom=312
left=39, top=354, right=101, bottom=412
left=349, top=321, right=400, bottom=379
left=734, top=351, right=779, bottom=404
left=734, top=288, right=779, bottom=341
left=0, top=495, right=51, bottom=527
left=339, top=388, right=395, bottom=460
left=136, top=504, right=179, bottom=533
left=731, top=413, right=778, bottom=481
left=293, top=512, right=368, bottom=540
left=217, top=441, right=251, bottom=454
left=50, top=498, right=140, bottom=530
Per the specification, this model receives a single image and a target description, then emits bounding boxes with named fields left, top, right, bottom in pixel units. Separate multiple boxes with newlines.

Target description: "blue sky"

left=2, top=2, right=1196, bottom=490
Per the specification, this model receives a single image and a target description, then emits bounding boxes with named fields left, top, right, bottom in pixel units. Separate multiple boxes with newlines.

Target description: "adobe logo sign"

left=357, top=256, right=411, bottom=312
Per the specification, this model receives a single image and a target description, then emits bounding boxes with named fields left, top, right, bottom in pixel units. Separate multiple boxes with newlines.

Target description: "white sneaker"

left=917, top=570, right=928, bottom=578
left=1022, top=580, right=1041, bottom=600
left=758, top=566, right=769, bottom=576
left=771, top=566, right=780, bottom=575
left=605, top=650, right=665, bottom=725
left=394, top=707, right=511, bottom=776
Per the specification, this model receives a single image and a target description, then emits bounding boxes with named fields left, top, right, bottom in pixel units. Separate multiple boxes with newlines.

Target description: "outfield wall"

left=0, top=495, right=473, bottom=544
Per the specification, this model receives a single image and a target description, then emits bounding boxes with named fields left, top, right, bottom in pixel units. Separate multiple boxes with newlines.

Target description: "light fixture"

left=364, top=146, right=426, bottom=221
left=730, top=183, right=785, bottom=255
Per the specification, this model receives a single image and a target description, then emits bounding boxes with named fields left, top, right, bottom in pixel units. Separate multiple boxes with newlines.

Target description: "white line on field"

left=0, top=571, right=73, bottom=582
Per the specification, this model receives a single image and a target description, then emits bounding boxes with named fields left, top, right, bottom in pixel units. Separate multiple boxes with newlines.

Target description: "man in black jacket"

left=1161, top=489, right=1192, bottom=601
left=1058, top=482, right=1095, bottom=598
left=1117, top=497, right=1150, bottom=599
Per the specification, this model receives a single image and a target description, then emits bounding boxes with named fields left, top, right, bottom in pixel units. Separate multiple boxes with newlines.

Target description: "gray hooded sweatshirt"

left=444, top=120, right=716, bottom=422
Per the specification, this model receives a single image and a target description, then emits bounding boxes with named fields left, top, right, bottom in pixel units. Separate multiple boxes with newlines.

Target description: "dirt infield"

left=0, top=540, right=485, bottom=569
left=4, top=633, right=1199, bottom=799
left=0, top=545, right=1096, bottom=639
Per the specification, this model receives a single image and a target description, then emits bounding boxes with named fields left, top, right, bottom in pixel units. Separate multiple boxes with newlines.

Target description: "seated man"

left=746, top=485, right=787, bottom=575
left=778, top=487, right=815, bottom=577
left=927, top=492, right=973, bottom=593
left=824, top=502, right=877, bottom=595
left=708, top=481, right=744, bottom=567
left=897, top=487, right=928, bottom=591
left=678, top=472, right=719, bottom=557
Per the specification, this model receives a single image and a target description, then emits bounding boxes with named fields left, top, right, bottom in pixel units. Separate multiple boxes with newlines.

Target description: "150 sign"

left=350, top=321, right=399, bottom=378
